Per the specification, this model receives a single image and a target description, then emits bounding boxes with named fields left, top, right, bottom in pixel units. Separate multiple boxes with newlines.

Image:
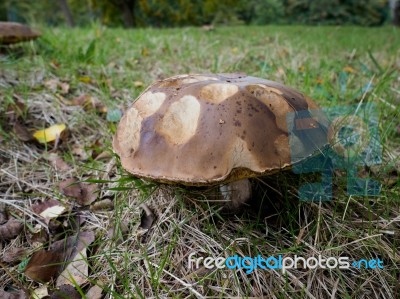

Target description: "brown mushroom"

left=0, top=22, right=41, bottom=45
left=113, top=73, right=327, bottom=208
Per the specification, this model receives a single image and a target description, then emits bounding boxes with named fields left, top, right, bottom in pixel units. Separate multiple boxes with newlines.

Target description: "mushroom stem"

left=219, top=179, right=252, bottom=210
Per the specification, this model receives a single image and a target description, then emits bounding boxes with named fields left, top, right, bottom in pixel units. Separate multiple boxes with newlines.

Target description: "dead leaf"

left=25, top=231, right=95, bottom=283
left=69, top=94, right=107, bottom=113
left=0, top=218, right=23, bottom=240
left=47, top=153, right=71, bottom=171
left=13, top=122, right=33, bottom=142
left=90, top=198, right=113, bottom=211
left=133, top=81, right=144, bottom=87
left=139, top=204, right=155, bottom=230
left=44, top=79, right=59, bottom=90
left=343, top=66, right=356, bottom=73
left=33, top=124, right=67, bottom=144
left=24, top=248, right=63, bottom=282
left=1, top=247, right=27, bottom=263
left=59, top=82, right=70, bottom=94
left=141, top=47, right=149, bottom=56
left=31, top=199, right=66, bottom=223
left=94, top=151, right=112, bottom=161
left=59, top=178, right=98, bottom=206
left=29, top=228, right=49, bottom=247
left=71, top=144, right=90, bottom=161
left=44, top=79, right=70, bottom=94
left=32, top=284, right=49, bottom=299
left=56, top=247, right=88, bottom=286
left=50, top=60, right=60, bottom=69
left=86, top=285, right=102, bottom=299
left=0, top=289, right=28, bottom=299
left=6, top=95, right=26, bottom=121
left=50, top=284, right=81, bottom=299
left=78, top=76, right=92, bottom=84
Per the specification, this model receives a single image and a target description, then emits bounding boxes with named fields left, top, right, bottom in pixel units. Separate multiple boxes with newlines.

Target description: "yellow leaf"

left=141, top=47, right=149, bottom=57
left=33, top=124, right=66, bottom=144
left=79, top=76, right=92, bottom=84
left=343, top=66, right=356, bottom=73
left=134, top=81, right=144, bottom=87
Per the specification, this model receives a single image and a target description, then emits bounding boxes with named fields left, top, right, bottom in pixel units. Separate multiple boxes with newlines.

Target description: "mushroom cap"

left=113, top=73, right=327, bottom=186
left=0, top=22, right=41, bottom=45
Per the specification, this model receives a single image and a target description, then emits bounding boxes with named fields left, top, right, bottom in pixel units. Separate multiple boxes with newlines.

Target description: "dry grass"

left=0, top=25, right=400, bottom=298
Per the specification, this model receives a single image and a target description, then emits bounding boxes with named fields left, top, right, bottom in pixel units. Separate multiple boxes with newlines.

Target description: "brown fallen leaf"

left=13, top=122, right=33, bottom=142
left=69, top=94, right=106, bottom=113
left=24, top=248, right=63, bottom=282
left=59, top=178, right=98, bottom=206
left=56, top=247, right=88, bottom=287
left=71, top=144, right=90, bottom=161
left=44, top=79, right=70, bottom=94
left=139, top=204, right=155, bottom=230
left=90, top=198, right=113, bottom=211
left=86, top=285, right=103, bottom=299
left=32, top=284, right=48, bottom=299
left=29, top=228, right=49, bottom=247
left=1, top=247, right=27, bottom=264
left=6, top=95, right=26, bottom=122
left=25, top=231, right=95, bottom=283
left=0, top=289, right=28, bottom=299
left=47, top=153, right=71, bottom=171
left=31, top=199, right=66, bottom=224
left=50, top=284, right=81, bottom=299
left=59, top=82, right=70, bottom=94
left=50, top=60, right=60, bottom=69
left=0, top=218, right=23, bottom=240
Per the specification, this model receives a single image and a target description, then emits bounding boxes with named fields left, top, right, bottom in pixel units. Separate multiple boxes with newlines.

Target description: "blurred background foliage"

left=0, top=0, right=394, bottom=27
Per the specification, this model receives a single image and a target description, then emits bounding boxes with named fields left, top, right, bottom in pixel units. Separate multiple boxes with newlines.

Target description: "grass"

left=1, top=24, right=400, bottom=298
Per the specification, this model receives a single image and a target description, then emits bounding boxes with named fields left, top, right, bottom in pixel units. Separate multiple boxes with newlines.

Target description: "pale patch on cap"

left=117, top=107, right=142, bottom=157
left=157, top=95, right=201, bottom=145
left=230, top=138, right=259, bottom=170
left=135, top=91, right=166, bottom=118
left=200, top=83, right=239, bottom=104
